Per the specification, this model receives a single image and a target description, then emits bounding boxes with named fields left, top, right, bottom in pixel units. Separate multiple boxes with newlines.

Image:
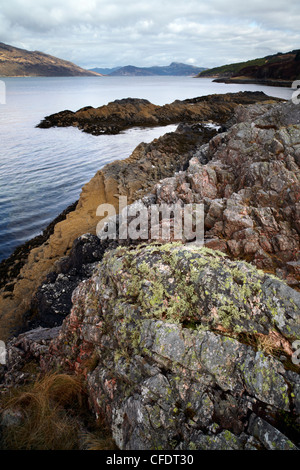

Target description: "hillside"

left=89, top=66, right=121, bottom=75
left=198, top=49, right=300, bottom=86
left=0, top=42, right=101, bottom=77
left=107, top=62, right=206, bottom=76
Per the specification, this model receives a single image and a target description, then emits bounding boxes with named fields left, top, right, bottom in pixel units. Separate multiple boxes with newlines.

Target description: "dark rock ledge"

left=36, top=92, right=280, bottom=135
left=0, top=200, right=78, bottom=292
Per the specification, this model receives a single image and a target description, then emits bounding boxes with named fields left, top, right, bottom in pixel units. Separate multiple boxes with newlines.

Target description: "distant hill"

left=197, top=50, right=300, bottom=86
left=107, top=62, right=206, bottom=76
left=89, top=66, right=122, bottom=75
left=0, top=42, right=101, bottom=77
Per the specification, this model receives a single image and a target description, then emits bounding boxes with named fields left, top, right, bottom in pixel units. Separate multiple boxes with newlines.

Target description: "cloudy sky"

left=0, top=0, right=299, bottom=69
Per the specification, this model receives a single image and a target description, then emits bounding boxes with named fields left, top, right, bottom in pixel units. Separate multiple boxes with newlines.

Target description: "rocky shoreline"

left=0, top=91, right=278, bottom=341
left=0, top=120, right=218, bottom=340
left=0, top=201, right=78, bottom=292
left=213, top=78, right=293, bottom=88
left=36, top=91, right=278, bottom=135
left=1, top=91, right=299, bottom=450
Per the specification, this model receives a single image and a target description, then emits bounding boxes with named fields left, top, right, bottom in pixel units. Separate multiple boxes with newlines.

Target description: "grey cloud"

left=0, top=0, right=299, bottom=68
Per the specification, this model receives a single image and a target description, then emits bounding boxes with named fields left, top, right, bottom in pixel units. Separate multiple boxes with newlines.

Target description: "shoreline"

left=0, top=200, right=78, bottom=291
left=1, top=93, right=299, bottom=451
left=212, top=77, right=293, bottom=88
left=0, top=91, right=296, bottom=341
left=0, top=113, right=220, bottom=339
left=0, top=95, right=299, bottom=450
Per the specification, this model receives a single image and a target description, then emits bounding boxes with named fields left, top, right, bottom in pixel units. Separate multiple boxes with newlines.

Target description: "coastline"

left=0, top=200, right=78, bottom=290
left=0, top=94, right=299, bottom=451
left=0, top=116, right=219, bottom=339
left=0, top=90, right=297, bottom=342
left=212, top=77, right=293, bottom=88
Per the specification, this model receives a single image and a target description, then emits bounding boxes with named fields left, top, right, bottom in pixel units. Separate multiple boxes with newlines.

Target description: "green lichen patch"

left=101, top=242, right=300, bottom=344
left=241, top=351, right=290, bottom=410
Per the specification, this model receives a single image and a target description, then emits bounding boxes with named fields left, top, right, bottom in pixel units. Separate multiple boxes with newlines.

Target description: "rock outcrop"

left=0, top=94, right=299, bottom=451
left=0, top=123, right=216, bottom=339
left=37, top=92, right=278, bottom=135
left=2, top=96, right=298, bottom=341
left=134, top=100, right=300, bottom=288
left=4, top=244, right=298, bottom=450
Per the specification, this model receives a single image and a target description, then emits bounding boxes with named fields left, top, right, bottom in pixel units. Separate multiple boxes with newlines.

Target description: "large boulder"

left=45, top=243, right=300, bottom=450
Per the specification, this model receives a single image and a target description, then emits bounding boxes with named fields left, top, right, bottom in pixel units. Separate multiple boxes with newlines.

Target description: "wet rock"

left=26, top=234, right=117, bottom=329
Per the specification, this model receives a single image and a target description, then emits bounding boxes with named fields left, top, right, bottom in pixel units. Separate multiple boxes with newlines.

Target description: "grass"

left=81, top=430, right=119, bottom=450
left=0, top=371, right=117, bottom=450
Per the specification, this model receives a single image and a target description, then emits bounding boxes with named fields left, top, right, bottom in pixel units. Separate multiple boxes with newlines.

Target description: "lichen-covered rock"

left=0, top=326, right=61, bottom=390
left=248, top=415, right=298, bottom=450
left=145, top=99, right=300, bottom=287
left=45, top=243, right=300, bottom=450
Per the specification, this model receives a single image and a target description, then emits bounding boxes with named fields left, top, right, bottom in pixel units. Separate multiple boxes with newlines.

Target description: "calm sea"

left=0, top=76, right=293, bottom=262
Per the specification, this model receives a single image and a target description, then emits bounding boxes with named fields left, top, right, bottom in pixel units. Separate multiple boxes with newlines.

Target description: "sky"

left=0, top=0, right=299, bottom=69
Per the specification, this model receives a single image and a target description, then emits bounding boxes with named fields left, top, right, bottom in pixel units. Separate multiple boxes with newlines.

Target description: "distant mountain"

left=198, top=49, right=300, bottom=86
left=89, top=66, right=122, bottom=75
left=107, top=62, right=206, bottom=76
left=0, top=42, right=101, bottom=77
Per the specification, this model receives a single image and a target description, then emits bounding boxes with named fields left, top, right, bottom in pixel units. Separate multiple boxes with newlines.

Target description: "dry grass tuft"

left=80, top=431, right=118, bottom=450
left=1, top=372, right=84, bottom=450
